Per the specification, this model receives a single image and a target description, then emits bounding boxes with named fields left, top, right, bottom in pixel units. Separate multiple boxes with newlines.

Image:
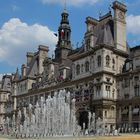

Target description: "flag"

left=61, top=29, right=64, bottom=38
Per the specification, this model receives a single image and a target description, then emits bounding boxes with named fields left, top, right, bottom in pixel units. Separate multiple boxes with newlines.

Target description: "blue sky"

left=0, top=0, right=140, bottom=75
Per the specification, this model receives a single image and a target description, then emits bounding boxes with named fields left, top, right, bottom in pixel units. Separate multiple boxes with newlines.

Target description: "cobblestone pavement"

left=0, top=134, right=140, bottom=140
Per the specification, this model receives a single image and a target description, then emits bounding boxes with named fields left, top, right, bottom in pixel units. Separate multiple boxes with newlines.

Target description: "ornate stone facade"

left=0, top=74, right=12, bottom=125
left=0, top=1, right=140, bottom=131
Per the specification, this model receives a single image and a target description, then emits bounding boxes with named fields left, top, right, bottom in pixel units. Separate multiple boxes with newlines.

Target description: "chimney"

left=21, top=64, right=26, bottom=78
left=86, top=17, right=98, bottom=32
left=38, top=45, right=49, bottom=74
left=26, top=52, right=34, bottom=66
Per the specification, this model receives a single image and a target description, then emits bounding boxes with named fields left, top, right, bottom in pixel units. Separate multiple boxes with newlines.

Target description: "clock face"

left=118, top=11, right=124, bottom=20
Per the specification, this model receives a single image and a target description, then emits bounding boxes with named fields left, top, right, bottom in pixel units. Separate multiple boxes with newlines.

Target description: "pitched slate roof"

left=13, top=68, right=20, bottom=81
left=93, top=12, right=114, bottom=46
left=68, top=12, right=115, bottom=56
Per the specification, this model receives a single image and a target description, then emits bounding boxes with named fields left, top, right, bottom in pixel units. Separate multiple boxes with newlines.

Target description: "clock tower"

left=112, top=1, right=127, bottom=52
left=55, top=9, right=72, bottom=63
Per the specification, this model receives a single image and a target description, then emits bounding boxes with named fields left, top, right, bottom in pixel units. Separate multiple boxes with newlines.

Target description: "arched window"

left=76, top=64, right=80, bottom=75
left=105, top=111, right=107, bottom=118
left=97, top=55, right=101, bottom=67
left=112, top=58, right=115, bottom=64
left=85, top=61, right=90, bottom=72
left=111, top=106, right=115, bottom=118
left=106, top=55, right=110, bottom=67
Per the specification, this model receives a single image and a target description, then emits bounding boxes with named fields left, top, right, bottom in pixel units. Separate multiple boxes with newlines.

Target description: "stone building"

left=116, top=46, right=140, bottom=130
left=0, top=74, right=12, bottom=125
left=1, top=1, right=140, bottom=130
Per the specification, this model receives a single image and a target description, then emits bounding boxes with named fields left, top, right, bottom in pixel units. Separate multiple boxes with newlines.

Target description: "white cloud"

left=11, top=5, right=20, bottom=12
left=0, top=18, right=58, bottom=66
left=41, top=0, right=100, bottom=6
left=126, top=14, right=140, bottom=35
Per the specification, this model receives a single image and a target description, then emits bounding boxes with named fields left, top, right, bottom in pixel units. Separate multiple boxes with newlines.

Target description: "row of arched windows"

left=76, top=55, right=115, bottom=75
left=97, top=55, right=115, bottom=68
left=76, top=61, right=90, bottom=75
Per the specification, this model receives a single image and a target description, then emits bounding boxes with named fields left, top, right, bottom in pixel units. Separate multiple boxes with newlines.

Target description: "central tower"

left=55, top=9, right=72, bottom=63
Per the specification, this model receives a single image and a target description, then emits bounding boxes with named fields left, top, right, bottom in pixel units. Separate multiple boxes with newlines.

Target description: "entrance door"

left=79, top=111, right=89, bottom=129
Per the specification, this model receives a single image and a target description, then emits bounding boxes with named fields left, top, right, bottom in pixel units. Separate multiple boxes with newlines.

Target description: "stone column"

left=118, top=107, right=122, bottom=124
left=129, top=105, right=132, bottom=128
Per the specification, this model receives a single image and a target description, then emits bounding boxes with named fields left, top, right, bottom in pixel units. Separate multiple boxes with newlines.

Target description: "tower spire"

left=54, top=5, right=72, bottom=63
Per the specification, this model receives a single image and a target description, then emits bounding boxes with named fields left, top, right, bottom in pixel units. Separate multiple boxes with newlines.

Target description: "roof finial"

left=64, top=0, right=67, bottom=10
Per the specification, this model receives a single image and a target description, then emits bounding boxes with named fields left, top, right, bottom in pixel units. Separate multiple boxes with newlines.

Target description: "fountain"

left=10, top=90, right=82, bottom=138
left=3, top=89, right=118, bottom=138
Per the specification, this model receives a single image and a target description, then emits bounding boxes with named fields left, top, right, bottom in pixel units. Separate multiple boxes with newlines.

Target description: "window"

left=60, top=71, right=63, bottom=76
left=112, top=58, right=115, bottom=64
left=21, top=84, right=22, bottom=92
left=134, top=85, right=140, bottom=97
left=124, top=93, right=129, bottom=99
left=97, top=55, right=101, bottom=67
left=105, top=111, right=107, bottom=118
left=96, top=86, right=101, bottom=97
left=124, top=78, right=129, bottom=87
left=111, top=107, right=115, bottom=118
left=81, top=64, right=84, bottom=73
left=86, top=39, right=90, bottom=50
left=85, top=61, right=90, bottom=72
left=76, top=64, right=80, bottom=75
left=106, top=85, right=111, bottom=98
left=112, top=59, right=115, bottom=70
left=106, top=55, right=110, bottom=67
left=134, top=76, right=139, bottom=81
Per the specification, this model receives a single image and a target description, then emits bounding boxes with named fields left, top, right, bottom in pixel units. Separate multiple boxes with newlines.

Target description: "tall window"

left=97, top=55, right=101, bottom=67
left=85, top=61, right=90, bottom=72
left=124, top=78, right=129, bottom=87
left=81, top=64, right=84, bottom=73
left=111, top=107, right=115, bottom=118
left=86, top=39, right=90, bottom=51
left=134, top=85, right=140, bottom=97
left=106, top=85, right=111, bottom=98
left=106, top=55, right=110, bottom=67
left=112, top=58, right=115, bottom=70
left=96, top=86, right=101, bottom=97
left=105, top=111, right=107, bottom=118
left=76, top=64, right=80, bottom=75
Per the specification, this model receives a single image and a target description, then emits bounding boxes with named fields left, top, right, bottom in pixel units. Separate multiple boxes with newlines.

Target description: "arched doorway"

left=79, top=111, right=89, bottom=129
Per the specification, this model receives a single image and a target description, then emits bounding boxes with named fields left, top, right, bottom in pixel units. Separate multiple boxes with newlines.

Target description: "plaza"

left=0, top=134, right=140, bottom=140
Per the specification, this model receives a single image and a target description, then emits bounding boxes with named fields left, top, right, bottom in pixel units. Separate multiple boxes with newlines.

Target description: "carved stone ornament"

left=118, top=11, right=124, bottom=20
